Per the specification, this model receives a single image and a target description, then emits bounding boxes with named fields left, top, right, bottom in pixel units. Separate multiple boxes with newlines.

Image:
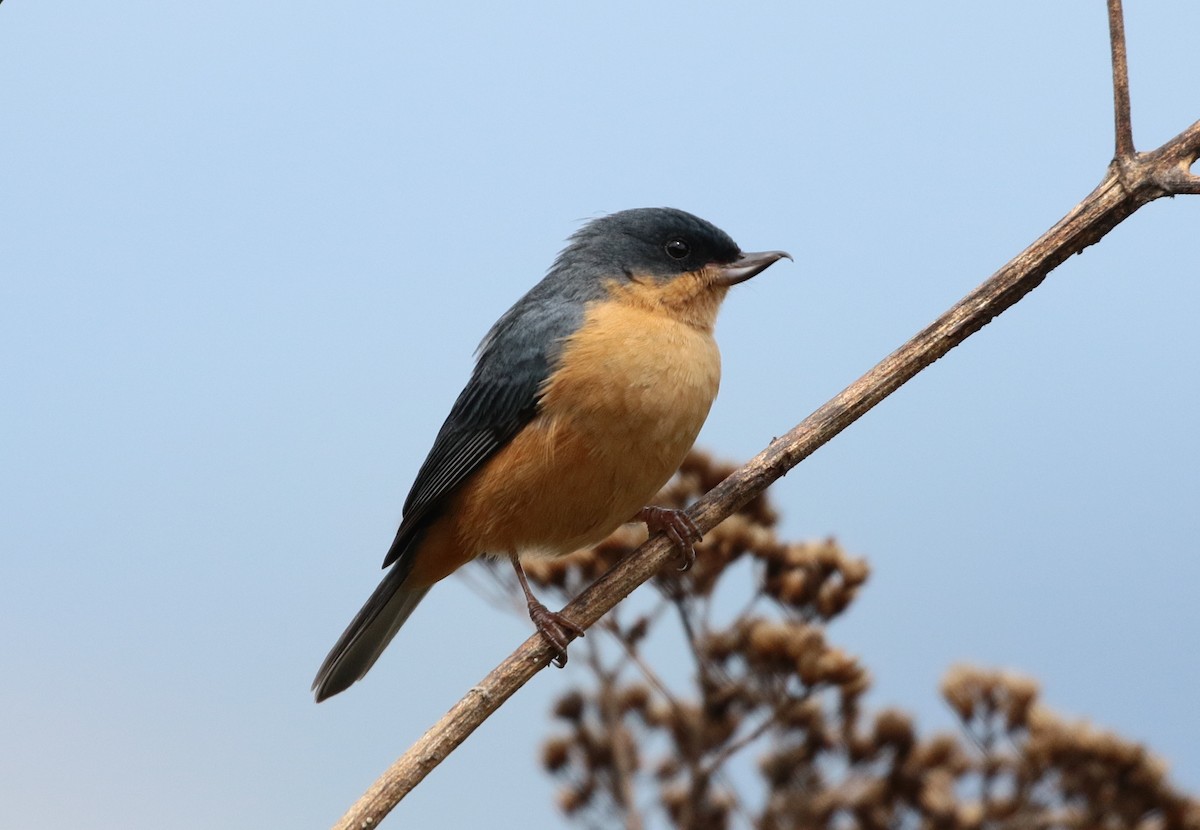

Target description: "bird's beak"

left=714, top=250, right=792, bottom=287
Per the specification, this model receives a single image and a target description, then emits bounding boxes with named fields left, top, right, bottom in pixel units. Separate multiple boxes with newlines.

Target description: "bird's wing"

left=381, top=297, right=581, bottom=568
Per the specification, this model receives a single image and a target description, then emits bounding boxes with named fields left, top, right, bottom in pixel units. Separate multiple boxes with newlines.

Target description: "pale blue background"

left=3, top=2, right=1198, bottom=828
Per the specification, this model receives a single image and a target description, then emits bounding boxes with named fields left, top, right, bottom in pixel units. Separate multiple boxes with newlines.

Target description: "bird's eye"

left=665, top=239, right=690, bottom=260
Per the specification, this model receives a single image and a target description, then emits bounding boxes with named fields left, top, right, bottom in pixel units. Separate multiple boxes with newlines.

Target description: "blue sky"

left=2, top=2, right=1199, bottom=828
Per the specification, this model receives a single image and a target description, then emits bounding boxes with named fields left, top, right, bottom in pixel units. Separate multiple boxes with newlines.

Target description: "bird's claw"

left=527, top=600, right=585, bottom=668
left=637, top=506, right=703, bottom=571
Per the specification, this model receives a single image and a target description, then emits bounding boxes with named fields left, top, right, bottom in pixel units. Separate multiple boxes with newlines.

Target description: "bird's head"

left=550, top=207, right=790, bottom=329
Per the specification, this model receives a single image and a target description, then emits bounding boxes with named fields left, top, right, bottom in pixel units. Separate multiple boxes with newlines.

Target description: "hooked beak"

left=714, top=250, right=792, bottom=287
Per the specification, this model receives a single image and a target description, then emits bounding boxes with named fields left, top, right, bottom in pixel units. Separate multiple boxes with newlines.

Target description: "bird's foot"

left=526, top=600, right=585, bottom=668
left=636, top=506, right=702, bottom=570
left=510, top=553, right=584, bottom=667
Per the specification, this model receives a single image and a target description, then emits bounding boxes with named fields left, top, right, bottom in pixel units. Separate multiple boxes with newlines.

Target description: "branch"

left=585, top=636, right=644, bottom=830
left=1108, top=0, right=1134, bottom=159
left=698, top=692, right=807, bottom=779
left=331, top=12, right=1200, bottom=830
left=1106, top=0, right=1200, bottom=196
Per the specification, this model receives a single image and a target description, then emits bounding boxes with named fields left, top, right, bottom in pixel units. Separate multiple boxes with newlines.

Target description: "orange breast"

left=405, top=291, right=722, bottom=587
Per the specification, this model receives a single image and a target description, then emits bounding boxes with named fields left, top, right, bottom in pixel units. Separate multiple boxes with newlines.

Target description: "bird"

left=313, top=207, right=790, bottom=701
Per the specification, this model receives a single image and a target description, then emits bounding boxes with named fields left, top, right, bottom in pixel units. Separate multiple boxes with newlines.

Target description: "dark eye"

left=665, top=238, right=690, bottom=260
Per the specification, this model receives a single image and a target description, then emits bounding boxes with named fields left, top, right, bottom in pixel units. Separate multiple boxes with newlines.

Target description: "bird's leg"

left=509, top=553, right=584, bottom=668
left=635, top=506, right=702, bottom=570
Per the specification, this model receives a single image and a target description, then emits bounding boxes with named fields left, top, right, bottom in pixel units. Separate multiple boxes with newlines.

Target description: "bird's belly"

left=456, top=300, right=721, bottom=560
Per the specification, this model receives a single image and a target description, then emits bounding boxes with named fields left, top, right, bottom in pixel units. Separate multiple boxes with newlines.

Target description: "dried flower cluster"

left=471, top=451, right=1198, bottom=829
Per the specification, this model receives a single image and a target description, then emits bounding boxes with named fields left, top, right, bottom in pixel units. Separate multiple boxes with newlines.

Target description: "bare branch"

left=599, top=616, right=686, bottom=718
left=698, top=694, right=806, bottom=779
left=585, top=637, right=644, bottom=830
left=1143, top=120, right=1200, bottom=194
left=1106, top=1, right=1200, bottom=196
left=1108, top=0, right=1134, bottom=159
left=330, top=18, right=1200, bottom=830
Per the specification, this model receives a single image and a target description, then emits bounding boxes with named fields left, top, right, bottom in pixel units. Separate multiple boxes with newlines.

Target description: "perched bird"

left=313, top=207, right=789, bottom=701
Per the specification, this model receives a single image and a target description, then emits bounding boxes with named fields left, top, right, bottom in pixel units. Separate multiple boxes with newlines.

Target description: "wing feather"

left=381, top=296, right=583, bottom=568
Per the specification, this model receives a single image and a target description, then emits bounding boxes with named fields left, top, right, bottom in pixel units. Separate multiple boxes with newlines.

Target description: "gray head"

left=546, top=207, right=789, bottom=294
left=477, top=207, right=789, bottom=360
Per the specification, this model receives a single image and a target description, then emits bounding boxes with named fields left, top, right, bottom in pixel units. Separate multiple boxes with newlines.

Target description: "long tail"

left=312, top=562, right=430, bottom=702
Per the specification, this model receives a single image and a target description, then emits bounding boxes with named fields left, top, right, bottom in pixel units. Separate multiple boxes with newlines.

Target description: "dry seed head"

left=941, top=664, right=982, bottom=721
left=581, top=731, right=613, bottom=770
left=873, top=708, right=916, bottom=750
left=783, top=623, right=826, bottom=661
left=774, top=570, right=810, bottom=604
left=642, top=699, right=673, bottom=728
left=702, top=710, right=741, bottom=750
left=660, top=784, right=688, bottom=821
left=839, top=670, right=871, bottom=711
left=983, top=795, right=1020, bottom=822
left=746, top=619, right=797, bottom=663
left=998, top=670, right=1039, bottom=730
left=814, top=647, right=860, bottom=685
left=666, top=702, right=703, bottom=750
left=816, top=580, right=851, bottom=618
left=846, top=778, right=888, bottom=812
left=782, top=541, right=820, bottom=569
left=541, top=737, right=572, bottom=773
left=759, top=745, right=811, bottom=787
left=814, top=538, right=842, bottom=569
left=1025, top=702, right=1056, bottom=737
left=956, top=801, right=985, bottom=828
left=840, top=555, right=870, bottom=587
left=909, top=733, right=968, bottom=773
left=741, top=519, right=778, bottom=552
left=618, top=684, right=651, bottom=715
left=796, top=647, right=825, bottom=687
left=779, top=696, right=824, bottom=730
left=844, top=731, right=877, bottom=763
left=698, top=628, right=739, bottom=661
left=554, top=690, right=586, bottom=722
left=521, top=453, right=1200, bottom=829
left=917, top=768, right=958, bottom=819
left=556, top=786, right=590, bottom=815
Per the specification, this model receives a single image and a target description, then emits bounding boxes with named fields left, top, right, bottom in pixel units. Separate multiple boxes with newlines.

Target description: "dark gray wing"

left=381, top=295, right=583, bottom=568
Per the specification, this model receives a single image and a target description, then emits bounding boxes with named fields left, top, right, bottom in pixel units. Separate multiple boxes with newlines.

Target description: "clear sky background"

left=3, top=2, right=1198, bottom=828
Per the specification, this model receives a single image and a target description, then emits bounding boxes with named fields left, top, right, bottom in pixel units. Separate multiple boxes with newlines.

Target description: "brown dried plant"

left=475, top=451, right=1200, bottom=830
left=330, top=7, right=1200, bottom=825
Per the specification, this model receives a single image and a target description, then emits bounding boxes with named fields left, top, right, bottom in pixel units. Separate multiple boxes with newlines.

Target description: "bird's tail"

left=312, top=562, right=430, bottom=702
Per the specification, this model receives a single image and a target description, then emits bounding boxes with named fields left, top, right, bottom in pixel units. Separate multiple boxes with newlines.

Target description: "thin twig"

left=669, top=593, right=714, bottom=687
left=1105, top=0, right=1200, bottom=197
left=584, top=636, right=644, bottom=830
left=1108, top=0, right=1134, bottom=159
left=330, top=12, right=1200, bottom=829
left=699, top=693, right=807, bottom=779
left=600, top=604, right=751, bottom=827
left=599, top=616, right=685, bottom=717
